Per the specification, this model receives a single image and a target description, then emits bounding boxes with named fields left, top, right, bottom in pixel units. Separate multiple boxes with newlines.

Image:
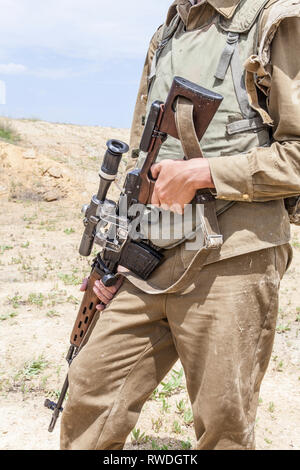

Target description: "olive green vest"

left=138, top=0, right=271, bottom=168
left=137, top=0, right=272, bottom=248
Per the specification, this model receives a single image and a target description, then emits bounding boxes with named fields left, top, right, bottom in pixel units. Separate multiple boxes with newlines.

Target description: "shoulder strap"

left=219, top=0, right=271, bottom=33
left=215, top=0, right=271, bottom=124
left=148, top=13, right=181, bottom=84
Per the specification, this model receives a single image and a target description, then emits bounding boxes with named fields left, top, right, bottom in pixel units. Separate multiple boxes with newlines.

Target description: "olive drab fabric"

left=61, top=243, right=292, bottom=450
left=135, top=0, right=272, bottom=256
left=243, top=0, right=300, bottom=225
left=125, top=0, right=300, bottom=289
left=140, top=0, right=271, bottom=164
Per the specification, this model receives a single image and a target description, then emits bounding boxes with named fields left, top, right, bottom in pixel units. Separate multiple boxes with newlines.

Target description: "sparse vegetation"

left=0, top=118, right=299, bottom=451
left=0, top=120, right=20, bottom=143
left=131, top=428, right=149, bottom=446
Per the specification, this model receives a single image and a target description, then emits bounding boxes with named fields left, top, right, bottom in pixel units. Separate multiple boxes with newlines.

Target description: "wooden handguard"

left=70, top=268, right=103, bottom=348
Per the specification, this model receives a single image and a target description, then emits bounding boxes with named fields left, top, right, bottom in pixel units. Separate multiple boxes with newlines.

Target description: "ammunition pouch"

left=119, top=241, right=164, bottom=280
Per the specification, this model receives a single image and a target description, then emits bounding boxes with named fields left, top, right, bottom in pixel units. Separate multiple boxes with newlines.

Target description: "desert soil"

left=0, top=117, right=299, bottom=451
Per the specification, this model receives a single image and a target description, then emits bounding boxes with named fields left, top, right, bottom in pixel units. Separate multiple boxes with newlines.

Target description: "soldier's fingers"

left=96, top=303, right=105, bottom=311
left=93, top=285, right=112, bottom=304
left=97, top=278, right=124, bottom=296
left=107, top=276, right=124, bottom=294
left=117, top=265, right=129, bottom=273
left=151, top=184, right=161, bottom=207
left=80, top=277, right=89, bottom=292
left=150, top=163, right=161, bottom=180
left=95, top=281, right=116, bottom=299
left=170, top=202, right=184, bottom=215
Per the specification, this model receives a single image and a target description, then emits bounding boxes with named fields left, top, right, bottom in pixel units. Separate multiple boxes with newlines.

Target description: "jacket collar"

left=187, top=0, right=242, bottom=18
left=207, top=0, right=242, bottom=19
left=166, top=0, right=242, bottom=26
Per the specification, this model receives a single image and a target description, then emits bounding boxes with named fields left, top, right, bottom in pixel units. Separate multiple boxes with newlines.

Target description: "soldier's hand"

left=151, top=158, right=215, bottom=213
left=93, top=277, right=124, bottom=311
left=80, top=266, right=127, bottom=311
left=80, top=278, right=89, bottom=292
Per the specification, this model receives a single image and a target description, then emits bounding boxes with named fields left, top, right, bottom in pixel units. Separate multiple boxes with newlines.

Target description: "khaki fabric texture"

left=126, top=0, right=300, bottom=269
left=60, top=243, right=292, bottom=450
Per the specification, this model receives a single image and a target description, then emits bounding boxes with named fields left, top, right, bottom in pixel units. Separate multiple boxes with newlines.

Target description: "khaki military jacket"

left=127, top=0, right=300, bottom=266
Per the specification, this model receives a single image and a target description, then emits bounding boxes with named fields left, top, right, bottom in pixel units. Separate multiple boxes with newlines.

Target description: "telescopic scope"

left=79, top=139, right=129, bottom=257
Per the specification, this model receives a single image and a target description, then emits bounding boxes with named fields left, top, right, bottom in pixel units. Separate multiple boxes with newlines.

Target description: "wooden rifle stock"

left=138, top=76, right=223, bottom=205
left=70, top=268, right=103, bottom=348
left=45, top=77, right=223, bottom=432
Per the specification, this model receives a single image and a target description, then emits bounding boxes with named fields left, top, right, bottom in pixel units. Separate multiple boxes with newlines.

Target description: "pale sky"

left=0, top=0, right=172, bottom=128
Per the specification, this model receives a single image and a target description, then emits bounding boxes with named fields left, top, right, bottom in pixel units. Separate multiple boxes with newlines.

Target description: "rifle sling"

left=122, top=97, right=223, bottom=295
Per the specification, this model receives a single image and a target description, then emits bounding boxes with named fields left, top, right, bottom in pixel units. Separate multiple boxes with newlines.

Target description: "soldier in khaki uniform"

left=60, top=0, right=300, bottom=450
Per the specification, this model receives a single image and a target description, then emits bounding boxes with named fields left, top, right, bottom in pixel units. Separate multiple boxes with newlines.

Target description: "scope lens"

left=107, top=139, right=129, bottom=156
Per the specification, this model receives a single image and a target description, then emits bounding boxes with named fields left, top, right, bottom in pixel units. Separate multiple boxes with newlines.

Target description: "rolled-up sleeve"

left=209, top=17, right=300, bottom=203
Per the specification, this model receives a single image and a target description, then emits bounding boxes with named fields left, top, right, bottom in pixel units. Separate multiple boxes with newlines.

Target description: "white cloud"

left=0, top=63, right=28, bottom=74
left=32, top=67, right=77, bottom=79
left=0, top=0, right=171, bottom=60
left=0, top=63, right=77, bottom=79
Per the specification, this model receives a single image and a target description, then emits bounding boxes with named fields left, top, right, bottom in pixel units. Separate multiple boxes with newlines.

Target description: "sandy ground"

left=0, top=118, right=299, bottom=451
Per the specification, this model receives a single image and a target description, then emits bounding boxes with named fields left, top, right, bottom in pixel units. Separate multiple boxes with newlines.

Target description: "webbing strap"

left=121, top=242, right=216, bottom=295
left=175, top=96, right=203, bottom=159
left=148, top=14, right=181, bottom=83
left=122, top=97, right=223, bottom=295
left=215, top=31, right=257, bottom=120
left=175, top=96, right=223, bottom=250
left=215, top=32, right=239, bottom=81
left=230, top=41, right=256, bottom=119
left=226, top=116, right=265, bottom=135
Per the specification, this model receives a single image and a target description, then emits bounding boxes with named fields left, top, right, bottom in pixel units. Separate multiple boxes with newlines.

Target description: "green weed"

left=181, top=439, right=192, bottom=450
left=131, top=428, right=149, bottom=446
left=7, top=293, right=24, bottom=309
left=58, top=270, right=81, bottom=286
left=0, top=245, right=13, bottom=255
left=159, top=368, right=184, bottom=398
left=160, top=398, right=171, bottom=413
left=176, top=399, right=187, bottom=414
left=183, top=408, right=194, bottom=426
left=27, top=293, right=45, bottom=307
left=64, top=228, right=75, bottom=235
left=152, top=417, right=163, bottom=434
left=172, top=420, right=182, bottom=434
left=0, top=312, right=18, bottom=321
left=268, top=402, right=275, bottom=413
left=22, top=356, right=49, bottom=378
left=276, top=323, right=291, bottom=334
left=0, top=122, right=20, bottom=143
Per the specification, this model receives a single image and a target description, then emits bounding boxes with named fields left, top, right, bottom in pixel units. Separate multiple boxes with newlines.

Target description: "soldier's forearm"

left=209, top=140, right=300, bottom=203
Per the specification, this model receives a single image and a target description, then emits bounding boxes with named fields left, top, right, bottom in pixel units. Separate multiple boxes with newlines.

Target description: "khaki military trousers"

left=60, top=243, right=291, bottom=450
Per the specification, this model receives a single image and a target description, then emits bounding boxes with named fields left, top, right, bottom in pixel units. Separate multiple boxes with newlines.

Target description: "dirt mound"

left=0, top=141, right=76, bottom=202
left=0, top=118, right=130, bottom=204
left=0, top=117, right=299, bottom=450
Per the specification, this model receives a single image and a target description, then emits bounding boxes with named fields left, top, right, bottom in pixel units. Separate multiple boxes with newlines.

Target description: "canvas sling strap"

left=122, top=97, right=223, bottom=295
